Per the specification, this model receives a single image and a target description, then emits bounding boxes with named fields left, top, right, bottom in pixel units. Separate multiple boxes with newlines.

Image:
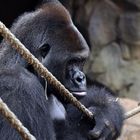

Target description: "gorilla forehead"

left=9, top=1, right=89, bottom=61
left=38, top=3, right=89, bottom=57
left=11, top=2, right=72, bottom=35
left=40, top=2, right=72, bottom=26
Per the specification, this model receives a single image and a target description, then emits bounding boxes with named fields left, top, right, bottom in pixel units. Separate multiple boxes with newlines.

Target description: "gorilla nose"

left=73, top=71, right=86, bottom=86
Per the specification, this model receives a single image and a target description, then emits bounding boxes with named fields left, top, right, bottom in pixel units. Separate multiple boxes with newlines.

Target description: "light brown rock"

left=118, top=98, right=140, bottom=140
left=88, top=0, right=120, bottom=47
left=119, top=12, right=140, bottom=45
left=85, top=41, right=140, bottom=100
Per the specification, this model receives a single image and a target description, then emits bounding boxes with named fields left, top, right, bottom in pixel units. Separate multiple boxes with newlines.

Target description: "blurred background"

left=0, top=0, right=140, bottom=139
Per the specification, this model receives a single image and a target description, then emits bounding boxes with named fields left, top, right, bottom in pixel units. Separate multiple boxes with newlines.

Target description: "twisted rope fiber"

left=0, top=21, right=93, bottom=119
left=0, top=98, right=36, bottom=140
left=124, top=106, right=140, bottom=119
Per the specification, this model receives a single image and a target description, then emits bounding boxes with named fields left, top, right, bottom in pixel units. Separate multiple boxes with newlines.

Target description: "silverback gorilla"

left=0, top=0, right=124, bottom=139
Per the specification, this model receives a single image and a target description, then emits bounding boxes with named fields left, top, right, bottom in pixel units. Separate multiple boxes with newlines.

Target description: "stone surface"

left=118, top=98, right=140, bottom=140
left=85, top=41, right=140, bottom=100
left=126, top=0, right=140, bottom=9
left=119, top=12, right=140, bottom=45
left=88, top=0, right=120, bottom=47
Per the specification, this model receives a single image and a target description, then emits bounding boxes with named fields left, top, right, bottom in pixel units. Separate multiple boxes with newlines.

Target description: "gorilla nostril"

left=76, top=75, right=84, bottom=83
left=70, top=68, right=86, bottom=86
left=73, top=71, right=86, bottom=85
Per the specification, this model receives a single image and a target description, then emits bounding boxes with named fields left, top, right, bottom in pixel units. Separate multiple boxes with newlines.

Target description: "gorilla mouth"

left=72, top=91, right=87, bottom=97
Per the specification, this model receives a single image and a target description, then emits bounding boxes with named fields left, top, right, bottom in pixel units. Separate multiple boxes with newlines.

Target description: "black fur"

left=54, top=80, right=123, bottom=140
left=0, top=1, right=124, bottom=140
left=0, top=65, right=55, bottom=140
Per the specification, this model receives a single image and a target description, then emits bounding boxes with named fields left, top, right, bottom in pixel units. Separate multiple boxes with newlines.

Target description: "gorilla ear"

left=39, top=43, right=51, bottom=58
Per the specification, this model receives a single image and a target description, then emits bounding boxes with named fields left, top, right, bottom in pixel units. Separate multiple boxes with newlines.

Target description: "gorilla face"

left=36, top=3, right=89, bottom=97
left=9, top=2, right=89, bottom=98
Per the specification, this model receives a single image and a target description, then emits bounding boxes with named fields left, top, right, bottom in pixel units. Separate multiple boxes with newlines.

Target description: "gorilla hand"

left=88, top=102, right=123, bottom=140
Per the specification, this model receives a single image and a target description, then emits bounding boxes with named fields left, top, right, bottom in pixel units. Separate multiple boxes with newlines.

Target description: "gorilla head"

left=0, top=1, right=89, bottom=98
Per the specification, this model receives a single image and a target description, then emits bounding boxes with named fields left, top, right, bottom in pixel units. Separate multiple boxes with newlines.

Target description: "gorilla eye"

left=39, top=44, right=51, bottom=58
left=68, top=58, right=86, bottom=67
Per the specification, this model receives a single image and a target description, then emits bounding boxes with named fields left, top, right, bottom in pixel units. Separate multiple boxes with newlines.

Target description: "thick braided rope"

left=0, top=21, right=93, bottom=119
left=0, top=98, right=36, bottom=140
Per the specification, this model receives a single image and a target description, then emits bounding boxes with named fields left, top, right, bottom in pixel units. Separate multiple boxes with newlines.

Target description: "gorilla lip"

left=72, top=91, right=87, bottom=96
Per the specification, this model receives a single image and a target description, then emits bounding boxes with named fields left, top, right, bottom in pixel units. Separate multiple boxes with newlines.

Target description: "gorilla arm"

left=0, top=65, right=55, bottom=140
left=80, top=81, right=124, bottom=140
left=51, top=80, right=124, bottom=140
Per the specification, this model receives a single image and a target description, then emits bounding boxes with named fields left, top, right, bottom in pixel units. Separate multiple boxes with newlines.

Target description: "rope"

left=124, top=106, right=140, bottom=119
left=0, top=98, right=36, bottom=140
left=0, top=21, right=93, bottom=119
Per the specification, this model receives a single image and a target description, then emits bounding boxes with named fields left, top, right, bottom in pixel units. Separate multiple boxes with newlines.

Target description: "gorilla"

left=0, top=0, right=124, bottom=140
